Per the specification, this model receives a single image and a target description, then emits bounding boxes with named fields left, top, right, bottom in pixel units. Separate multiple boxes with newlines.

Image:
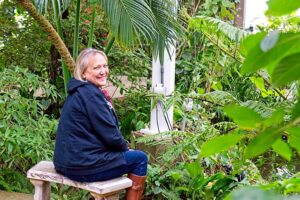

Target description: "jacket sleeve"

left=86, top=92, right=128, bottom=151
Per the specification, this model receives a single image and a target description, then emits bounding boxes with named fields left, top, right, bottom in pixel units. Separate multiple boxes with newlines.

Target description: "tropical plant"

left=14, top=0, right=181, bottom=96
left=200, top=0, right=300, bottom=163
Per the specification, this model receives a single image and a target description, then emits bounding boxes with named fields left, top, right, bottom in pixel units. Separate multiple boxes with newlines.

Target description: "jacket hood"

left=67, top=78, right=88, bottom=94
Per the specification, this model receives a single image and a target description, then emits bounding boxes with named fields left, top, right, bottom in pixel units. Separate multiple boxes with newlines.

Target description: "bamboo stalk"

left=52, top=0, right=71, bottom=96
left=104, top=36, right=116, bottom=55
left=73, top=0, right=81, bottom=61
left=87, top=7, right=96, bottom=48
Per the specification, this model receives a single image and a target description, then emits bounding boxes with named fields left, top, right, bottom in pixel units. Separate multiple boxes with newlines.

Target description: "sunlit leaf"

left=263, top=108, right=284, bottom=127
left=266, top=0, right=300, bottom=16
left=249, top=77, right=271, bottom=97
left=287, top=127, right=300, bottom=155
left=223, top=105, right=263, bottom=129
left=241, top=33, right=300, bottom=74
left=291, top=99, right=300, bottom=120
left=272, top=53, right=300, bottom=86
left=185, top=161, right=203, bottom=177
left=240, top=32, right=267, bottom=56
left=200, top=133, right=244, bottom=157
left=245, top=130, right=279, bottom=159
left=272, top=139, right=292, bottom=161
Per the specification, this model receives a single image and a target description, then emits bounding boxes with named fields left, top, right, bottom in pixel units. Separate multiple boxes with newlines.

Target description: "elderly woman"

left=53, top=48, right=148, bottom=200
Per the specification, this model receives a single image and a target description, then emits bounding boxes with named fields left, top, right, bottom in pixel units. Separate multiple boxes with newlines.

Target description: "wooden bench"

left=27, top=161, right=132, bottom=200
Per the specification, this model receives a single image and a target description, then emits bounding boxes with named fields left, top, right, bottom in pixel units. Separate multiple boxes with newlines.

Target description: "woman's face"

left=83, top=53, right=109, bottom=88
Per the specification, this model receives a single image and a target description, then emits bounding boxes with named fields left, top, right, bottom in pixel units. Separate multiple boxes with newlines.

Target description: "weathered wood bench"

left=27, top=161, right=132, bottom=200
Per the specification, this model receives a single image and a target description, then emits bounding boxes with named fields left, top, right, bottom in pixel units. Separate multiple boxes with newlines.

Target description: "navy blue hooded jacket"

left=54, top=78, right=128, bottom=176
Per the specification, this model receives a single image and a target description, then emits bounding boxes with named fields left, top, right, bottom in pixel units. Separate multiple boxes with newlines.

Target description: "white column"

left=141, top=46, right=176, bottom=134
left=150, top=47, right=176, bottom=133
left=140, top=0, right=177, bottom=134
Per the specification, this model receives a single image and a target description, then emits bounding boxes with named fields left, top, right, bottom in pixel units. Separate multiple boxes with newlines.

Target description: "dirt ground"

left=0, top=190, right=33, bottom=200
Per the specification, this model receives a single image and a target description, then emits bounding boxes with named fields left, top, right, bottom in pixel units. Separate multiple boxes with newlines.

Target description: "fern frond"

left=190, top=91, right=239, bottom=106
left=161, top=189, right=182, bottom=200
left=189, top=16, right=248, bottom=42
left=241, top=100, right=275, bottom=118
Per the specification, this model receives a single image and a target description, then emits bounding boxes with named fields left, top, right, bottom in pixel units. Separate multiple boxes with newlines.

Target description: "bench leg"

left=30, top=179, right=51, bottom=200
left=91, top=192, right=120, bottom=200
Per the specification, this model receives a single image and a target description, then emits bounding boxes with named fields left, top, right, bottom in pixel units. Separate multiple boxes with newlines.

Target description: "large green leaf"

left=241, top=33, right=300, bottom=74
left=185, top=161, right=203, bottom=177
left=272, top=139, right=292, bottom=161
left=240, top=32, right=267, bottom=56
left=200, top=132, right=244, bottom=157
left=292, top=99, right=300, bottom=120
left=272, top=53, right=300, bottom=86
left=287, top=127, right=300, bottom=155
left=244, top=129, right=279, bottom=159
left=263, top=108, right=284, bottom=127
left=231, top=187, right=282, bottom=200
left=223, top=105, right=263, bottom=129
left=266, top=0, right=300, bottom=16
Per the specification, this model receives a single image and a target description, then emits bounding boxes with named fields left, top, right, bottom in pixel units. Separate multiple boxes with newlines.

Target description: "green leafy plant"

left=0, top=67, right=58, bottom=192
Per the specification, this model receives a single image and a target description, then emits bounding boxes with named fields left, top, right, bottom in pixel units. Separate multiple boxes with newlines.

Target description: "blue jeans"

left=64, top=150, right=148, bottom=182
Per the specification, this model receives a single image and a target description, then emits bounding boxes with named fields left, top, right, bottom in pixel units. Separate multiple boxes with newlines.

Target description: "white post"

left=140, top=0, right=177, bottom=134
left=141, top=46, right=176, bottom=134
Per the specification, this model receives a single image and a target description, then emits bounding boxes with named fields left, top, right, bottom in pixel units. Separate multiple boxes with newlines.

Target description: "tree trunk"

left=15, top=0, right=75, bottom=71
left=234, top=0, right=245, bottom=28
left=49, top=45, right=60, bottom=85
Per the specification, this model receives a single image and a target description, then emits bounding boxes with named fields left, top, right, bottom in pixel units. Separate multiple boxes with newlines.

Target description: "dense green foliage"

left=0, top=0, right=50, bottom=74
left=0, top=67, right=57, bottom=192
left=1, top=0, right=300, bottom=199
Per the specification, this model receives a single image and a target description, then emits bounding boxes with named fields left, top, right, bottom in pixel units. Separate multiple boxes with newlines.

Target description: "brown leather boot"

left=126, top=173, right=147, bottom=200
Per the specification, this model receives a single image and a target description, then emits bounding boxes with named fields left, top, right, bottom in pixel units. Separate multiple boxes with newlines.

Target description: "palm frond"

left=33, top=0, right=48, bottom=13
left=33, top=0, right=71, bottom=15
left=98, top=0, right=157, bottom=47
left=149, top=0, right=182, bottom=62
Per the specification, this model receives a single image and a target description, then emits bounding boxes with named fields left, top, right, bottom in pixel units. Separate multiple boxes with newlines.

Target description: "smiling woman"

left=82, top=53, right=109, bottom=88
left=73, top=49, right=108, bottom=83
left=54, top=48, right=148, bottom=200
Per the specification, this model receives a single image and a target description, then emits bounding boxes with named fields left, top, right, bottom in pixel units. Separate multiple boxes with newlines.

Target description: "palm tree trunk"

left=15, top=0, right=76, bottom=71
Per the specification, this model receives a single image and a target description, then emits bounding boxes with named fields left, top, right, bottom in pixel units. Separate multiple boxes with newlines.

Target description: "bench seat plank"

left=27, top=161, right=132, bottom=195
